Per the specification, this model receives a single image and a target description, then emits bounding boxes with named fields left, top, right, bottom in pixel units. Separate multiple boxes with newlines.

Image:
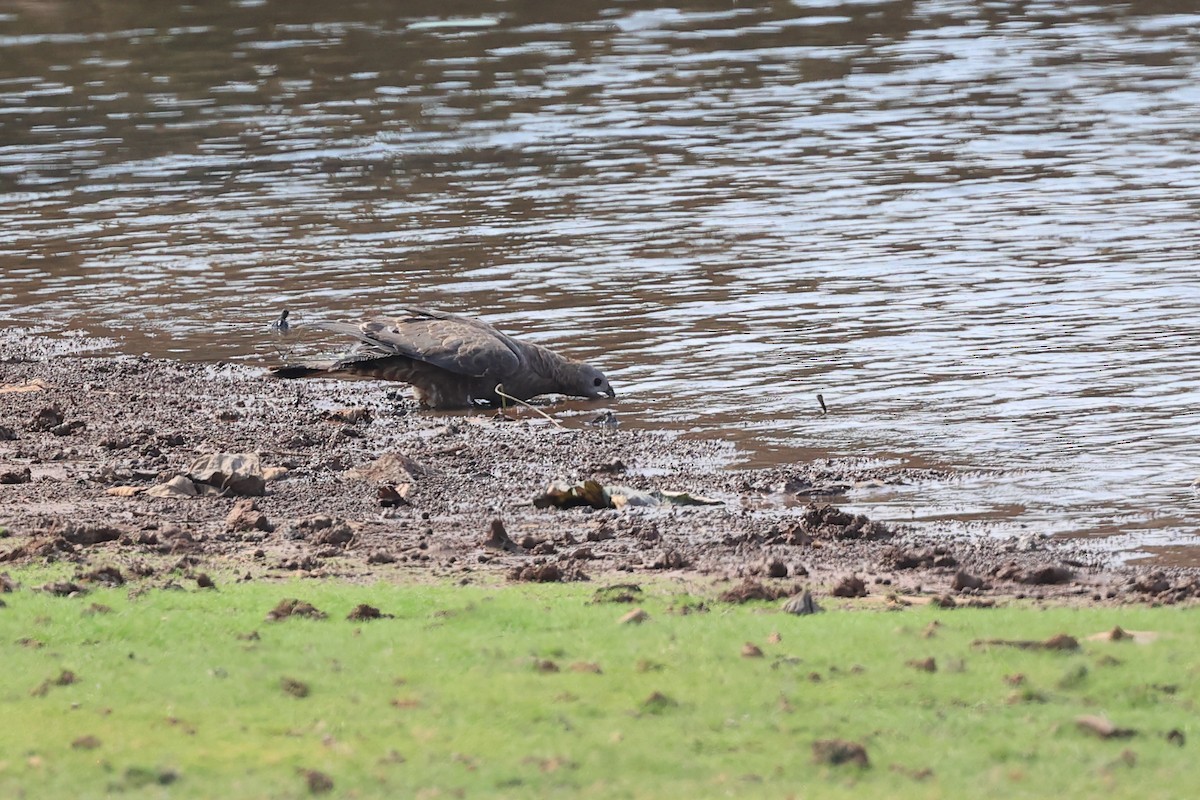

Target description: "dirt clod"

left=0, top=467, right=32, bottom=484
left=281, top=677, right=310, bottom=698
left=225, top=499, right=273, bottom=533
left=952, top=570, right=984, bottom=591
left=741, top=642, right=764, bottom=658
left=719, top=580, right=794, bottom=604
left=267, top=599, right=328, bottom=622
left=832, top=575, right=867, bottom=598
left=31, top=406, right=64, bottom=431
left=347, top=603, right=391, bottom=621
left=812, top=739, right=869, bottom=768
left=302, top=769, right=334, bottom=794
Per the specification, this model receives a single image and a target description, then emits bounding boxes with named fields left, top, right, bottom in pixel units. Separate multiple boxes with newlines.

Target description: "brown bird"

left=271, top=307, right=616, bottom=409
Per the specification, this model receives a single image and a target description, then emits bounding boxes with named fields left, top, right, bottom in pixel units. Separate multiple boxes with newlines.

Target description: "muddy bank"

left=0, top=335, right=1195, bottom=606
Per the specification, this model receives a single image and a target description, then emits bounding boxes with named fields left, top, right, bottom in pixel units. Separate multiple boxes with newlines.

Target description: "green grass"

left=0, top=573, right=1195, bottom=799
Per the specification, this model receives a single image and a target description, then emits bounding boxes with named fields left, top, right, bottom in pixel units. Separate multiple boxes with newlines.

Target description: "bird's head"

left=570, top=362, right=616, bottom=400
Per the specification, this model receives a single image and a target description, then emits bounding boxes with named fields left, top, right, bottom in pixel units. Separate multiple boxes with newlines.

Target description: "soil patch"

left=0, top=338, right=1193, bottom=604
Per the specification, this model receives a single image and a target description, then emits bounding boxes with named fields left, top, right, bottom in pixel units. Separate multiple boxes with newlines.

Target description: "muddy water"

left=2, top=0, right=1199, bottom=555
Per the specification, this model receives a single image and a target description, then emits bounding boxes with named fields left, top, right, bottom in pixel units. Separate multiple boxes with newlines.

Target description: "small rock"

left=951, top=570, right=983, bottom=591
left=907, top=657, right=937, bottom=673
left=188, top=452, right=266, bottom=496
left=50, top=420, right=86, bottom=436
left=225, top=499, right=274, bottom=532
left=741, top=642, right=764, bottom=658
left=59, top=523, right=123, bottom=546
left=377, top=484, right=411, bottom=507
left=262, top=465, right=289, bottom=481
left=31, top=406, right=64, bottom=431
left=764, top=558, right=788, bottom=578
left=782, top=590, right=822, bottom=615
left=832, top=575, right=867, bottom=598
left=483, top=518, right=524, bottom=553
left=71, top=735, right=101, bottom=750
left=647, top=550, right=688, bottom=570
left=345, top=451, right=425, bottom=483
left=0, top=467, right=32, bottom=485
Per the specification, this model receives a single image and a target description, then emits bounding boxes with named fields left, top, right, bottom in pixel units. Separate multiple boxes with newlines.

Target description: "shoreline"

left=1, top=336, right=1197, bottom=606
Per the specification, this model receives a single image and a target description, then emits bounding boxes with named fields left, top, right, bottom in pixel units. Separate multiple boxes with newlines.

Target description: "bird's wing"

left=318, top=311, right=522, bottom=379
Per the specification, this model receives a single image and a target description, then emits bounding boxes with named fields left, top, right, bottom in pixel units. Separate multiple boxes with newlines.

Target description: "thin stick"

left=494, top=384, right=563, bottom=428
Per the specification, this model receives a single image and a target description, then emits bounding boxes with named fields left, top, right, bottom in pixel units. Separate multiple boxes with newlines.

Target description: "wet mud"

left=1, top=335, right=1196, bottom=606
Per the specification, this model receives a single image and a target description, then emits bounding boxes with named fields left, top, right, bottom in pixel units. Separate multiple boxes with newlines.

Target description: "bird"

left=269, top=309, right=291, bottom=336
left=270, top=307, right=616, bottom=409
left=268, top=309, right=294, bottom=359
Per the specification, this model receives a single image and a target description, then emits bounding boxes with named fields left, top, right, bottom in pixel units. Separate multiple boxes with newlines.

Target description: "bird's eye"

left=593, top=377, right=603, bottom=387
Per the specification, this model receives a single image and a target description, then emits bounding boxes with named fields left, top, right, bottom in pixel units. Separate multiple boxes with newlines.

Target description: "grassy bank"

left=0, top=573, right=1194, bottom=799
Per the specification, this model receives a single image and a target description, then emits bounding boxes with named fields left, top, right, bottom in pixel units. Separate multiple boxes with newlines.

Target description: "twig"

left=494, top=384, right=563, bottom=428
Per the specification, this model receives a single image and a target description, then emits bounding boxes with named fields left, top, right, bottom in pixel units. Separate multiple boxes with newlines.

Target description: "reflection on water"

left=2, top=0, right=1200, bottom=555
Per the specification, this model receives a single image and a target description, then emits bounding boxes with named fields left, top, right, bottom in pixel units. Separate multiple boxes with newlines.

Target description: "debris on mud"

left=800, top=504, right=892, bottom=541
left=533, top=479, right=722, bottom=510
